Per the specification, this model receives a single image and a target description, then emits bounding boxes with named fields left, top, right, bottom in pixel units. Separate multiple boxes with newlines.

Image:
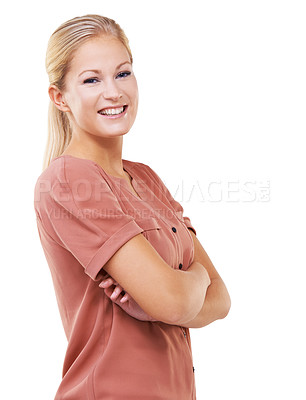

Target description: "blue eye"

left=83, top=78, right=99, bottom=84
left=117, top=71, right=131, bottom=79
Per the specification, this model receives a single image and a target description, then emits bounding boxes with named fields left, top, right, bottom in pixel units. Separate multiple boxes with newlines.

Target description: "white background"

left=1, top=0, right=305, bottom=399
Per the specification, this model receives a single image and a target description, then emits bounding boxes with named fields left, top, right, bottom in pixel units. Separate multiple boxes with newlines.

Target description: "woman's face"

left=61, top=35, right=138, bottom=139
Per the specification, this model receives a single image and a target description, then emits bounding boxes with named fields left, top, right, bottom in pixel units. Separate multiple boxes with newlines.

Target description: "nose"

left=102, top=78, right=122, bottom=101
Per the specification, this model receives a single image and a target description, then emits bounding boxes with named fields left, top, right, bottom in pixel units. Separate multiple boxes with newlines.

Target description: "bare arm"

left=180, top=230, right=231, bottom=328
left=103, top=232, right=211, bottom=325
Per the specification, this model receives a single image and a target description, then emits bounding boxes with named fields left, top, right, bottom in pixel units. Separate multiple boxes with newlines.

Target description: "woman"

left=34, top=14, right=231, bottom=400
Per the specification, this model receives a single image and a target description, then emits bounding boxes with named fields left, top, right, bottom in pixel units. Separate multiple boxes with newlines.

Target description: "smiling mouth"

left=98, top=105, right=128, bottom=116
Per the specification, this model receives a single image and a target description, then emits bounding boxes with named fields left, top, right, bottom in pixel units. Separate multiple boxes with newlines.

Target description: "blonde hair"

left=42, top=14, right=133, bottom=171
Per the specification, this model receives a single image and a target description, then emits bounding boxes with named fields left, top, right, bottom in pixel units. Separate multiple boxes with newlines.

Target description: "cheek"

left=127, top=77, right=138, bottom=102
left=131, top=88, right=139, bottom=112
left=78, top=89, right=97, bottom=106
left=68, top=89, right=97, bottom=115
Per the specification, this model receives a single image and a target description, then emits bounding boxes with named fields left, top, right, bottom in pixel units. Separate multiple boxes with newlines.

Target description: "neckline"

left=52, top=154, right=143, bottom=200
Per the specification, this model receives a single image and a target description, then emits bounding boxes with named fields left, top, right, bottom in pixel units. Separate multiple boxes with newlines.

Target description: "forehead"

left=69, top=36, right=130, bottom=71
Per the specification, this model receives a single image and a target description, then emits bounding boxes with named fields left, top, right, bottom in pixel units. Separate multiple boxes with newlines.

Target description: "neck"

left=62, top=134, right=126, bottom=177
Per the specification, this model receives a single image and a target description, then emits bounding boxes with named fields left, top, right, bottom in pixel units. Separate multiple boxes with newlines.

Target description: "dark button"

left=179, top=263, right=183, bottom=270
left=172, top=227, right=177, bottom=233
left=193, top=366, right=195, bottom=373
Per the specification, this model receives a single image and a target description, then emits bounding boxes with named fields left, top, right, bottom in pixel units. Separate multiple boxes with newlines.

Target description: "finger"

left=120, top=293, right=131, bottom=303
left=120, top=294, right=128, bottom=303
left=103, top=286, right=113, bottom=298
left=110, top=285, right=123, bottom=301
left=104, top=286, right=121, bottom=300
left=99, top=277, right=115, bottom=288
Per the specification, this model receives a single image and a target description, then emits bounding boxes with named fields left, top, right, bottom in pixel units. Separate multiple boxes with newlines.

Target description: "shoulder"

left=33, top=156, right=107, bottom=216
left=35, top=155, right=107, bottom=189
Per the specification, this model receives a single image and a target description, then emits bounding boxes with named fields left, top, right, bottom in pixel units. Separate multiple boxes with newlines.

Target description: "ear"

left=48, top=85, right=71, bottom=112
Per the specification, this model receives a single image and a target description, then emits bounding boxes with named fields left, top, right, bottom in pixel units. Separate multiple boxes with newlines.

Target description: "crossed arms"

left=100, top=228, right=231, bottom=328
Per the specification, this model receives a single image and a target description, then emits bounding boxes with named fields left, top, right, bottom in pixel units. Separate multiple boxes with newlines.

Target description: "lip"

left=98, top=105, right=128, bottom=119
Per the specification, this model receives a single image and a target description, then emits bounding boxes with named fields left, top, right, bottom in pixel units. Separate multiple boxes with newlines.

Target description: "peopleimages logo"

left=35, top=178, right=270, bottom=204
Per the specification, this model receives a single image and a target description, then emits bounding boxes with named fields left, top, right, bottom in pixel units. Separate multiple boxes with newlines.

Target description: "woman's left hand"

left=99, top=274, right=157, bottom=322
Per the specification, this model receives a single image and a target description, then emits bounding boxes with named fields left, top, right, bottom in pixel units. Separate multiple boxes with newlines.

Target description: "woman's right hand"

left=102, top=232, right=213, bottom=325
left=99, top=274, right=157, bottom=322
left=99, top=261, right=211, bottom=323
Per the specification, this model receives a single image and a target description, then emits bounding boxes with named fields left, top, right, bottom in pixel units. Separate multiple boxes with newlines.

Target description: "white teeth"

left=99, top=106, right=125, bottom=115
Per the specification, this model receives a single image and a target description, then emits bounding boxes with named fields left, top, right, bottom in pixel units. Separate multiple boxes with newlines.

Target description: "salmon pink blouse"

left=34, top=155, right=198, bottom=400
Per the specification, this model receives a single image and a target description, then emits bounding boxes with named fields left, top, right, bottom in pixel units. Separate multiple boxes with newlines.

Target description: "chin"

left=96, top=128, right=131, bottom=138
left=99, top=122, right=135, bottom=137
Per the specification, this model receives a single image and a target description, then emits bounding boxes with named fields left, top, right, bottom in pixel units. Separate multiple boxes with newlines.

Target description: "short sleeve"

left=143, top=164, right=197, bottom=236
left=36, top=159, right=144, bottom=281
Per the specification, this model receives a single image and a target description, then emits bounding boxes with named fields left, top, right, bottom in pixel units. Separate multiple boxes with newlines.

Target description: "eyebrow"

left=78, top=61, right=131, bottom=77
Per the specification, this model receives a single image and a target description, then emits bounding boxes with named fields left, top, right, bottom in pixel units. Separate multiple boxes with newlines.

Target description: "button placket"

left=170, top=224, right=183, bottom=270
left=173, top=212, right=195, bottom=269
left=180, top=327, right=196, bottom=379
